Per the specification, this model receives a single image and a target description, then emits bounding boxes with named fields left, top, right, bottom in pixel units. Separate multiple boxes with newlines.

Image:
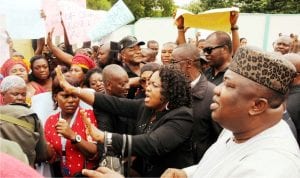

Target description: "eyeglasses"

left=171, top=58, right=200, bottom=64
left=203, top=45, right=225, bottom=54
left=171, top=59, right=182, bottom=64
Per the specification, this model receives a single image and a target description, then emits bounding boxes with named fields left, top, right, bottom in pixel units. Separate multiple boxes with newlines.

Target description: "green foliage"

left=87, top=0, right=111, bottom=10
left=185, top=0, right=300, bottom=14
left=87, top=0, right=176, bottom=21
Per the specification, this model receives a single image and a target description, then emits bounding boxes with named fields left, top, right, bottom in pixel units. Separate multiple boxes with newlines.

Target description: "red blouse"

left=44, top=108, right=98, bottom=177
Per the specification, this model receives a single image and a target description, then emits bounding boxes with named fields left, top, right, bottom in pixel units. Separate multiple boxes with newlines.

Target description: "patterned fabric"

left=44, top=108, right=98, bottom=177
left=72, top=54, right=96, bottom=70
left=0, top=58, right=29, bottom=77
left=229, top=46, right=296, bottom=94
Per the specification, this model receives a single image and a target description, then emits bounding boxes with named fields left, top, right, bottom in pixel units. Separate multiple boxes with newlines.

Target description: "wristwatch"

left=71, top=135, right=82, bottom=144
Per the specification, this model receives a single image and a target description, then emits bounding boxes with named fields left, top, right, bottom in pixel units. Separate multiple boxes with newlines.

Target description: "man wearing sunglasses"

left=175, top=11, right=240, bottom=86
left=202, top=31, right=233, bottom=85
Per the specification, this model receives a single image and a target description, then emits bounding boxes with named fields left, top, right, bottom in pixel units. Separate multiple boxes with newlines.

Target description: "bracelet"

left=178, top=29, right=184, bottom=32
left=231, top=25, right=239, bottom=31
left=105, top=131, right=113, bottom=147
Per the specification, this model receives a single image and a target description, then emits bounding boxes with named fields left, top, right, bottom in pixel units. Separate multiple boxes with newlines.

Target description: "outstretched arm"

left=81, top=109, right=104, bottom=143
left=230, top=11, right=240, bottom=56
left=47, top=28, right=73, bottom=65
left=175, top=15, right=188, bottom=45
left=55, top=65, right=95, bottom=105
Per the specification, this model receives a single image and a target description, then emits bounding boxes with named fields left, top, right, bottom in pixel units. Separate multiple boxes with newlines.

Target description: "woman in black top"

left=55, top=65, right=194, bottom=177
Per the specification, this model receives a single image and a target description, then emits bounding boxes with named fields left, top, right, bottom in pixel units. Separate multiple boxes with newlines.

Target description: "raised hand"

left=80, top=109, right=104, bottom=142
left=230, top=11, right=239, bottom=27
left=55, top=65, right=75, bottom=94
left=47, top=28, right=55, bottom=50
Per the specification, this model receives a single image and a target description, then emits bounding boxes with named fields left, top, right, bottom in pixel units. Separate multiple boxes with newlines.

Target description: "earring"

left=165, top=102, right=170, bottom=111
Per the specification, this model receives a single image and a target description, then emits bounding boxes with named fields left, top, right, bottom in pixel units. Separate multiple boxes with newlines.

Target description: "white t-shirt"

left=184, top=120, right=300, bottom=178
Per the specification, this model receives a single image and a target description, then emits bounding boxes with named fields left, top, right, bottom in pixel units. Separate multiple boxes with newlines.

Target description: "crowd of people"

left=1, top=10, right=300, bottom=178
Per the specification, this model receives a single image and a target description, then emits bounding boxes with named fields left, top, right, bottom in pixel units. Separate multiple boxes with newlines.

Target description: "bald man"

left=160, top=42, right=177, bottom=65
left=172, top=44, right=221, bottom=163
left=94, top=64, right=134, bottom=134
left=284, top=53, right=300, bottom=146
left=102, top=64, right=130, bottom=98
left=162, top=46, right=300, bottom=178
left=141, top=48, right=156, bottom=63
left=273, top=35, right=293, bottom=55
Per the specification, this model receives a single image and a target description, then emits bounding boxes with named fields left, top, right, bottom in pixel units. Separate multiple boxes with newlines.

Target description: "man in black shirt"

left=119, top=36, right=145, bottom=99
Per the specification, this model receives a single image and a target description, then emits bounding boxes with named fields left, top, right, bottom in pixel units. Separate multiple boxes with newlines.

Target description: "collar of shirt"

left=191, top=74, right=201, bottom=88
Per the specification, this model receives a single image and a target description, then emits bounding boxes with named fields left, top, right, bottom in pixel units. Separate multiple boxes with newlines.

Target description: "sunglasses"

left=203, top=45, right=225, bottom=54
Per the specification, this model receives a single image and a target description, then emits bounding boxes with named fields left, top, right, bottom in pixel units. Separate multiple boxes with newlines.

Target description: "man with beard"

left=97, top=42, right=122, bottom=69
left=119, top=36, right=145, bottom=99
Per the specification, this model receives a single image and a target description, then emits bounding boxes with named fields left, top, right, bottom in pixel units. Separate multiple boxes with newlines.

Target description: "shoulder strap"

left=127, top=135, right=132, bottom=176
left=0, top=114, right=35, bottom=132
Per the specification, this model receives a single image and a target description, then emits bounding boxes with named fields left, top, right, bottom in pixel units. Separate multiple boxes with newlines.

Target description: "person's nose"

left=124, top=82, right=130, bottom=90
left=16, top=94, right=25, bottom=102
left=40, top=67, right=47, bottom=72
left=213, top=82, right=222, bottom=96
left=66, top=95, right=76, bottom=102
left=15, top=69, right=23, bottom=75
left=96, top=80, right=103, bottom=87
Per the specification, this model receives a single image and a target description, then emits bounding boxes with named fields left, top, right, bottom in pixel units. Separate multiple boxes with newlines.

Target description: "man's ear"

left=106, top=81, right=112, bottom=92
left=120, top=51, right=126, bottom=61
left=249, top=98, right=268, bottom=116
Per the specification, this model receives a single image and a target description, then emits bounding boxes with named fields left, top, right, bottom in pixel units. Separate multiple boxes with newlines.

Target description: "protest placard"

left=59, top=0, right=107, bottom=44
left=89, top=0, right=135, bottom=41
left=0, top=0, right=45, bottom=39
left=0, top=15, right=10, bottom=66
left=43, top=0, right=87, bottom=37
left=175, top=7, right=239, bottom=32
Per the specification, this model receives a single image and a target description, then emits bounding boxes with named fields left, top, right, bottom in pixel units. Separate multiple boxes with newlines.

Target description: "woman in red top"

left=0, top=58, right=46, bottom=105
left=44, top=75, right=98, bottom=177
left=28, top=55, right=52, bottom=92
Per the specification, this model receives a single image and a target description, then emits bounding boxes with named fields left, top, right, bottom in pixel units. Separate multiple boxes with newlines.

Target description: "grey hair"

left=0, top=75, right=26, bottom=93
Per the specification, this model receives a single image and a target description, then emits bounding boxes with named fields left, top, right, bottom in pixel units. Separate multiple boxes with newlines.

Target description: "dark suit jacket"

left=287, top=85, right=300, bottom=146
left=191, top=74, right=222, bottom=163
left=93, top=93, right=194, bottom=177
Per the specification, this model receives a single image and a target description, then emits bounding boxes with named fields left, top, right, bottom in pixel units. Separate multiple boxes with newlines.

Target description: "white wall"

left=103, top=13, right=300, bottom=53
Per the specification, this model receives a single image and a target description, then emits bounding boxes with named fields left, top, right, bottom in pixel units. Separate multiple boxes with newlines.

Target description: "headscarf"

left=71, top=54, right=96, bottom=70
left=0, top=58, right=29, bottom=77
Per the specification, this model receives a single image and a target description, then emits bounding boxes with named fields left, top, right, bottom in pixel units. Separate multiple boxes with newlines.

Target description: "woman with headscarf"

left=0, top=75, right=52, bottom=167
left=0, top=58, right=44, bottom=105
left=69, top=54, right=96, bottom=87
